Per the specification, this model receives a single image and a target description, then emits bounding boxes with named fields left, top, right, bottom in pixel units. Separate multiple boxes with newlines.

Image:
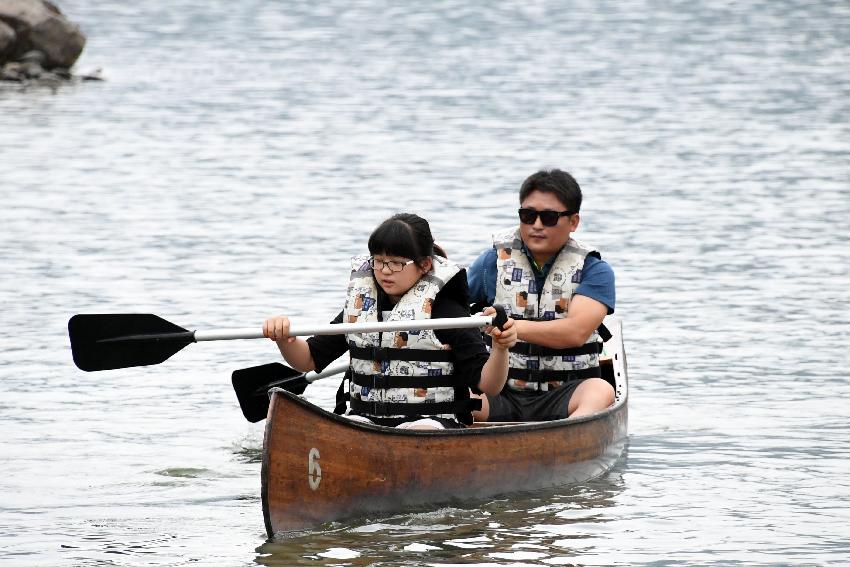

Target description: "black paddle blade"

left=232, top=363, right=307, bottom=422
left=69, top=314, right=195, bottom=372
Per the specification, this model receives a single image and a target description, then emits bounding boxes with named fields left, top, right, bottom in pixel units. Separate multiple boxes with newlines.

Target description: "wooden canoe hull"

left=262, top=319, right=628, bottom=537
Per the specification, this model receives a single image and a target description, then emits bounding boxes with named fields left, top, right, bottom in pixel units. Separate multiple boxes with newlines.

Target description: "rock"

left=1, top=60, right=23, bottom=81
left=18, top=47, right=43, bottom=62
left=0, top=19, right=14, bottom=58
left=0, top=0, right=86, bottom=69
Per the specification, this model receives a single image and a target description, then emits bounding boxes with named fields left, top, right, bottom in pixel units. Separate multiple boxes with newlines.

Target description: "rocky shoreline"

left=1, top=0, right=101, bottom=84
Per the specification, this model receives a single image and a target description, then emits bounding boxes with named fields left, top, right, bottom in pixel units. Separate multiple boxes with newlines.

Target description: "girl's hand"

left=263, top=315, right=296, bottom=343
left=482, top=307, right=517, bottom=350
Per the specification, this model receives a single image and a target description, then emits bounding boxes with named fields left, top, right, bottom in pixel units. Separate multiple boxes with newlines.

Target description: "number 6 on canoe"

left=68, top=308, right=508, bottom=372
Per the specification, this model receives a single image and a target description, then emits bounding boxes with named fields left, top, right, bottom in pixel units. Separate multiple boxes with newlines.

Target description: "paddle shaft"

left=69, top=308, right=507, bottom=372
left=302, top=361, right=350, bottom=384
left=193, top=315, right=499, bottom=342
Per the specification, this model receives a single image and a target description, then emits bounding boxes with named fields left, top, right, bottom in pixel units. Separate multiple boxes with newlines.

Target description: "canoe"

left=261, top=317, right=629, bottom=537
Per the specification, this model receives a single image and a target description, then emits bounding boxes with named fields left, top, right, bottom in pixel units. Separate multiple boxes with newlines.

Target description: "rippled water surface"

left=2, top=1, right=849, bottom=565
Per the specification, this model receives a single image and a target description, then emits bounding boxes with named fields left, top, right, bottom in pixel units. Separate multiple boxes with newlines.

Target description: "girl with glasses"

left=264, top=213, right=517, bottom=430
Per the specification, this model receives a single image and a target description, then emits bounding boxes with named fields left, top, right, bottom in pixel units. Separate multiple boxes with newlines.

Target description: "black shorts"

left=485, top=380, right=584, bottom=421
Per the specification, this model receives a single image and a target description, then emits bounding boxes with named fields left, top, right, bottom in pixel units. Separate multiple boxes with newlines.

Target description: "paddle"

left=232, top=361, right=349, bottom=422
left=69, top=308, right=507, bottom=372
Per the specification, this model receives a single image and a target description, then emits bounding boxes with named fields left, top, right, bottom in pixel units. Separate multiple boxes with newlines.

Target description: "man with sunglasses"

left=467, top=169, right=615, bottom=422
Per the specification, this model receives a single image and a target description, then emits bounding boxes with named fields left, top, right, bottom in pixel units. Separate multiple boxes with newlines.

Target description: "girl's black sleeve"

left=431, top=291, right=491, bottom=392
left=306, top=310, right=350, bottom=372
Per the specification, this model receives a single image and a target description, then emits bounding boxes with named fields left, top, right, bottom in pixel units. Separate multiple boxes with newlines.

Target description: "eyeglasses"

left=368, top=257, right=416, bottom=272
left=518, top=208, right=575, bottom=227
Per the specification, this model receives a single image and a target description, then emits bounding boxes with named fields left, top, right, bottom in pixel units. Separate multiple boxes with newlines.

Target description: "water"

left=2, top=0, right=849, bottom=565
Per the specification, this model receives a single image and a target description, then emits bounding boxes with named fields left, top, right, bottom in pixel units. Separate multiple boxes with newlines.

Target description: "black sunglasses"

left=518, top=208, right=575, bottom=227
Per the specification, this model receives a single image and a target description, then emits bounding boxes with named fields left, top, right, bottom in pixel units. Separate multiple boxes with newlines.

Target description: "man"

left=467, top=169, right=616, bottom=421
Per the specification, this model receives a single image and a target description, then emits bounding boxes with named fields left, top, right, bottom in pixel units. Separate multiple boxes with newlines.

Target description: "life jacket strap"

left=507, top=366, right=601, bottom=382
left=348, top=344, right=454, bottom=363
left=351, top=371, right=456, bottom=389
left=484, top=336, right=603, bottom=356
left=333, top=371, right=350, bottom=415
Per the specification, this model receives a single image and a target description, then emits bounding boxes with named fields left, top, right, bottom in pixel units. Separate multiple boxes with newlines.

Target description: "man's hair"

left=519, top=169, right=582, bottom=212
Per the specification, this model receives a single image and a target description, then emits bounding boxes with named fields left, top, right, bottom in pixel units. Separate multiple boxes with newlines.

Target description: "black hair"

left=368, top=213, right=447, bottom=268
left=519, top=169, right=582, bottom=212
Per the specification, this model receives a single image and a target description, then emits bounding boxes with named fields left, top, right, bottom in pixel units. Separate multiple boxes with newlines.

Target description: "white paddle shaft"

left=193, top=315, right=496, bottom=342
left=304, top=361, right=350, bottom=383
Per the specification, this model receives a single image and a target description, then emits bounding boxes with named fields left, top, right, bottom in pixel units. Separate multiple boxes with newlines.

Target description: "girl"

left=264, top=213, right=516, bottom=429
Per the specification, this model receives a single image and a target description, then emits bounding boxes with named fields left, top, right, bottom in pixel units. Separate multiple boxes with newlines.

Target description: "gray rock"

left=18, top=47, right=43, bottom=62
left=0, top=0, right=86, bottom=68
left=0, top=20, right=14, bottom=58
left=1, top=60, right=23, bottom=81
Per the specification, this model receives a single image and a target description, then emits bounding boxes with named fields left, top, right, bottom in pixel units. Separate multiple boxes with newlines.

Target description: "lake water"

left=2, top=1, right=849, bottom=565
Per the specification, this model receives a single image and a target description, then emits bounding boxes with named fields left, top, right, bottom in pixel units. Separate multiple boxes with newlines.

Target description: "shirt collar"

left=520, top=241, right=559, bottom=275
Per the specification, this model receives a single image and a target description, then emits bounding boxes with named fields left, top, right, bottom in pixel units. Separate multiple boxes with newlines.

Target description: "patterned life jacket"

left=344, top=254, right=469, bottom=421
left=492, top=227, right=604, bottom=392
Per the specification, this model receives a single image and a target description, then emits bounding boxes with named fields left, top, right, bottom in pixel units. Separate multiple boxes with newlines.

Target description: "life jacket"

left=343, top=254, right=470, bottom=421
left=492, top=227, right=604, bottom=392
